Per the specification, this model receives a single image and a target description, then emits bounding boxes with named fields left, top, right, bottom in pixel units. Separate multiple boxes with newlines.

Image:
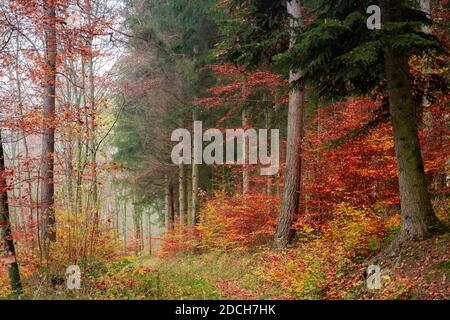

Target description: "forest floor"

left=130, top=234, right=449, bottom=300
left=3, top=233, right=448, bottom=300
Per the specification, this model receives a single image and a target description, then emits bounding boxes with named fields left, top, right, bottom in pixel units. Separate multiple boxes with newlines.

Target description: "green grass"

left=150, top=253, right=252, bottom=300
left=129, top=252, right=285, bottom=300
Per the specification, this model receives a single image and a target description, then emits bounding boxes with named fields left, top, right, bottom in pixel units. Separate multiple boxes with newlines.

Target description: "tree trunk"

left=39, top=0, right=58, bottom=259
left=148, top=212, right=152, bottom=256
left=14, top=34, right=34, bottom=244
left=141, top=214, right=144, bottom=252
left=242, top=108, right=250, bottom=194
left=0, top=130, right=23, bottom=295
left=179, top=163, right=186, bottom=225
left=420, top=0, right=431, bottom=33
left=173, top=186, right=179, bottom=223
left=381, top=0, right=439, bottom=253
left=266, top=107, right=274, bottom=195
left=165, top=176, right=174, bottom=231
left=191, top=110, right=200, bottom=227
left=273, top=0, right=305, bottom=250
left=186, top=168, right=192, bottom=224
left=123, top=201, right=127, bottom=254
left=88, top=41, right=99, bottom=229
left=133, top=210, right=141, bottom=256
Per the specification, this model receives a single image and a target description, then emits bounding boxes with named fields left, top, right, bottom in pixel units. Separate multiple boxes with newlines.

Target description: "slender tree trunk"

left=0, top=131, right=23, bottom=295
left=39, top=0, right=58, bottom=259
left=191, top=163, right=199, bottom=227
left=266, top=106, right=274, bottom=194
left=191, top=110, right=199, bottom=227
left=273, top=0, right=304, bottom=250
left=381, top=0, right=439, bottom=253
left=165, top=177, right=169, bottom=230
left=242, top=108, right=250, bottom=194
left=173, top=186, right=179, bottom=223
left=148, top=212, right=152, bottom=256
left=63, top=70, right=74, bottom=260
left=140, top=214, right=144, bottom=252
left=14, top=35, right=35, bottom=244
left=123, top=201, right=127, bottom=254
left=170, top=184, right=175, bottom=230
left=179, top=163, right=186, bottom=225
left=87, top=37, right=99, bottom=261
left=89, top=52, right=99, bottom=227
left=85, top=0, right=99, bottom=230
left=133, top=210, right=141, bottom=256
left=186, top=168, right=192, bottom=224
left=116, top=208, right=120, bottom=238
left=165, top=176, right=174, bottom=231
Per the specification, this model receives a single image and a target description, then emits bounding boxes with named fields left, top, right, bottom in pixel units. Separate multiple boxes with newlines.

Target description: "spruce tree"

left=278, top=0, right=445, bottom=253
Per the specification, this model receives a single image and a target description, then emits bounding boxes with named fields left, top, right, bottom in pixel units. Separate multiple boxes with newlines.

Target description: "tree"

left=165, top=176, right=175, bottom=231
left=215, top=0, right=318, bottom=249
left=273, top=0, right=305, bottom=250
left=191, top=109, right=200, bottom=227
left=278, top=0, right=445, bottom=253
left=114, top=0, right=220, bottom=231
left=39, top=0, right=58, bottom=258
left=0, top=129, right=22, bottom=295
left=179, top=162, right=186, bottom=225
left=380, top=0, right=438, bottom=250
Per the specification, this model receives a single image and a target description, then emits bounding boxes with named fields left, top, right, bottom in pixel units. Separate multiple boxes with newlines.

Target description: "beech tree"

left=39, top=0, right=58, bottom=258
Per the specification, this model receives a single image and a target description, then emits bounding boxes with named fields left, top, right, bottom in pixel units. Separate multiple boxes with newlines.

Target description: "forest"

left=0, top=0, right=449, bottom=301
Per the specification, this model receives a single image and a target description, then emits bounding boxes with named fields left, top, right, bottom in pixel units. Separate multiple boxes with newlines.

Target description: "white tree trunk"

left=191, top=110, right=199, bottom=227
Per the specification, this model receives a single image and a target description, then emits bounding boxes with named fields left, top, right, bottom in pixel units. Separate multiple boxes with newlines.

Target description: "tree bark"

left=242, top=108, right=250, bottom=194
left=88, top=39, right=99, bottom=229
left=381, top=0, right=439, bottom=253
left=148, top=211, right=152, bottom=256
left=266, top=107, right=274, bottom=194
left=14, top=34, right=35, bottom=243
left=420, top=0, right=431, bottom=33
left=186, top=167, right=192, bottom=224
left=173, top=186, right=179, bottom=223
left=191, top=110, right=200, bottom=227
left=39, top=0, right=58, bottom=259
left=179, top=163, right=186, bottom=225
left=134, top=215, right=139, bottom=256
left=0, top=130, right=23, bottom=295
left=123, top=201, right=127, bottom=254
left=133, top=209, right=141, bottom=255
left=165, top=176, right=175, bottom=231
left=273, top=0, right=305, bottom=250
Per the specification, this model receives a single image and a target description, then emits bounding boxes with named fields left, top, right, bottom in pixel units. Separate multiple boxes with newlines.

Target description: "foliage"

left=197, top=193, right=281, bottom=252
left=1, top=0, right=449, bottom=301
left=255, top=204, right=396, bottom=299
left=276, top=0, right=446, bottom=98
left=302, top=95, right=449, bottom=216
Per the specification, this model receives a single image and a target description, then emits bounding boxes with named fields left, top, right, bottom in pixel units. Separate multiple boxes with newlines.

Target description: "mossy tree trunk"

left=381, top=0, right=439, bottom=253
left=0, top=130, right=23, bottom=295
